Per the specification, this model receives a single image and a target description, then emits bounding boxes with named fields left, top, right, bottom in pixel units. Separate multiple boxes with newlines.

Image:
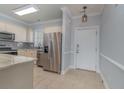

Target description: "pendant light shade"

left=81, top=6, right=88, bottom=22
left=82, top=14, right=87, bottom=22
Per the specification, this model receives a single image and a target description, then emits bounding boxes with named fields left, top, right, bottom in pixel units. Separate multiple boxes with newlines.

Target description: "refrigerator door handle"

left=48, top=40, right=51, bottom=60
left=48, top=49, right=50, bottom=59
left=50, top=40, right=53, bottom=63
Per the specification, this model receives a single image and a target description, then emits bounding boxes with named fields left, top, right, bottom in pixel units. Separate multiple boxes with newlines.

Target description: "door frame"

left=73, top=26, right=100, bottom=73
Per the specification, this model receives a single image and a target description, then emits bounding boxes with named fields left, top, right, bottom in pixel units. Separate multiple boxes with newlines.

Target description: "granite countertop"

left=0, top=50, right=17, bottom=53
left=0, top=54, right=36, bottom=70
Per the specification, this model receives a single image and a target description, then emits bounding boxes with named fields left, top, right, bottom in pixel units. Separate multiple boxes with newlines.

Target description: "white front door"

left=74, top=29, right=97, bottom=71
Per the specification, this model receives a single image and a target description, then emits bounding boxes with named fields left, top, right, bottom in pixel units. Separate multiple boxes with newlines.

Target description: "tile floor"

left=33, top=65, right=104, bottom=89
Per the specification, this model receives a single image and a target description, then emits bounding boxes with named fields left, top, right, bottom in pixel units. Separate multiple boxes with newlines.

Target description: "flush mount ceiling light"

left=80, top=6, right=88, bottom=22
left=13, top=5, right=39, bottom=16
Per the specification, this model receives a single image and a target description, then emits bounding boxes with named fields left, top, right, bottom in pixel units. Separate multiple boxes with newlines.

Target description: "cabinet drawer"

left=18, top=50, right=26, bottom=56
left=18, top=49, right=37, bottom=58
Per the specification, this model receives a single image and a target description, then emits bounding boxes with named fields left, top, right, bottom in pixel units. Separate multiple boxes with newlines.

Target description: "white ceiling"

left=0, top=4, right=104, bottom=24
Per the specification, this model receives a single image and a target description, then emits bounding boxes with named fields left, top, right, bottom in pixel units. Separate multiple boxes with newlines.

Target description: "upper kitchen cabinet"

left=6, top=23, right=27, bottom=42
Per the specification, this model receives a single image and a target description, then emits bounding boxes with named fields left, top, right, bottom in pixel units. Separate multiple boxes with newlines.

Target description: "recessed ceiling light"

left=13, top=5, right=39, bottom=16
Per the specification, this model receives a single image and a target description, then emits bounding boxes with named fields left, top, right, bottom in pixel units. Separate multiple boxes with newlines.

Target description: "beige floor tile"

left=33, top=65, right=105, bottom=89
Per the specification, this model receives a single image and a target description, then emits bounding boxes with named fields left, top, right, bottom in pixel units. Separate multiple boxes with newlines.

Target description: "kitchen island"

left=0, top=54, right=36, bottom=89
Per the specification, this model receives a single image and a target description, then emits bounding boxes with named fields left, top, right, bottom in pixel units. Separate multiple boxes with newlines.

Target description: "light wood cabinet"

left=17, top=49, right=37, bottom=58
left=37, top=52, right=49, bottom=67
left=17, top=49, right=26, bottom=56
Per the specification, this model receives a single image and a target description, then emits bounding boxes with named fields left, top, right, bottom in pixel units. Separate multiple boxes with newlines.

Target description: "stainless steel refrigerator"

left=43, top=32, right=62, bottom=73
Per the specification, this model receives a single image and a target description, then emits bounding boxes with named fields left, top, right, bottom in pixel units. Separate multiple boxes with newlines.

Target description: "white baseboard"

left=61, top=65, right=73, bottom=75
left=99, top=71, right=109, bottom=89
left=61, top=63, right=109, bottom=89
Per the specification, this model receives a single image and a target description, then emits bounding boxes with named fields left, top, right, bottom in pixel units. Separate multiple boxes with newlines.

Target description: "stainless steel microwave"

left=0, top=31, right=15, bottom=41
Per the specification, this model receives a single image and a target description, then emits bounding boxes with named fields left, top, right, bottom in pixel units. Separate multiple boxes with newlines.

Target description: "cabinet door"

left=31, top=51, right=37, bottom=58
left=26, top=49, right=37, bottom=58
left=18, top=49, right=37, bottom=58
left=18, top=50, right=26, bottom=56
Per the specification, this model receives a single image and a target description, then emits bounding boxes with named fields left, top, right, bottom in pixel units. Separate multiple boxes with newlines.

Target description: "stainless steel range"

left=0, top=44, right=17, bottom=55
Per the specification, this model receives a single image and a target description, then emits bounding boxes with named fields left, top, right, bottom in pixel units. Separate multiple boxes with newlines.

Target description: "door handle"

left=76, top=50, right=79, bottom=53
left=50, top=40, right=53, bottom=61
left=76, top=44, right=79, bottom=53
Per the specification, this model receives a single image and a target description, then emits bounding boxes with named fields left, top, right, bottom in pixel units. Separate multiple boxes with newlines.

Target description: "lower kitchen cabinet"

left=37, top=52, right=49, bottom=67
left=17, top=49, right=37, bottom=58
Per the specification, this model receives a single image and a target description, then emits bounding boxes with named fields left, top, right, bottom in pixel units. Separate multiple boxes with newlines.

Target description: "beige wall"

left=0, top=15, right=29, bottom=42
left=27, top=27, right=33, bottom=42
left=0, top=21, right=28, bottom=42
left=31, top=19, right=62, bottom=33
left=44, top=25, right=62, bottom=33
left=44, top=20, right=62, bottom=33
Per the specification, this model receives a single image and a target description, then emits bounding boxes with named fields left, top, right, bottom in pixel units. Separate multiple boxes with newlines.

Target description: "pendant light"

left=81, top=6, right=88, bottom=22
